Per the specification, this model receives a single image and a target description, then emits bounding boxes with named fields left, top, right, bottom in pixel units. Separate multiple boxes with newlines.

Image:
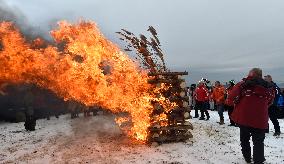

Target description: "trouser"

left=209, top=101, right=214, bottom=110
left=226, top=105, right=235, bottom=125
left=24, top=107, right=36, bottom=131
left=268, top=105, right=281, bottom=133
left=194, top=101, right=202, bottom=117
left=25, top=115, right=36, bottom=131
left=200, top=101, right=210, bottom=119
left=239, top=126, right=266, bottom=163
left=217, top=104, right=224, bottom=120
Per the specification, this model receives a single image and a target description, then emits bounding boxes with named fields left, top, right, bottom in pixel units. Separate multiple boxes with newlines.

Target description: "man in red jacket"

left=228, top=68, right=275, bottom=164
left=224, top=80, right=236, bottom=126
left=194, top=81, right=210, bottom=120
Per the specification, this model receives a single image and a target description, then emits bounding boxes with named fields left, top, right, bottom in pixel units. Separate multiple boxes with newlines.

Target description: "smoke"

left=0, top=0, right=48, bottom=41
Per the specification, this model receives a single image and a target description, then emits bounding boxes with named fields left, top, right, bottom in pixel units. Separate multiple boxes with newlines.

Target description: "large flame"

left=0, top=20, right=174, bottom=141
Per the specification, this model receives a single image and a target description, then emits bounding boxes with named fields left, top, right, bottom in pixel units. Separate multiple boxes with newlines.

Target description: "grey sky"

left=3, top=0, right=284, bottom=83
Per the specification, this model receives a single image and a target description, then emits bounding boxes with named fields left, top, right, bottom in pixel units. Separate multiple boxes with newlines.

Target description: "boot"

left=273, top=132, right=280, bottom=136
left=244, top=158, right=252, bottom=163
left=218, top=118, right=224, bottom=125
left=199, top=117, right=205, bottom=120
left=206, top=116, right=210, bottom=121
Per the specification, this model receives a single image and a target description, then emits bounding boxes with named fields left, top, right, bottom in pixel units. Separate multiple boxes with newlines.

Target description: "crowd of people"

left=188, top=68, right=284, bottom=164
left=188, top=78, right=240, bottom=125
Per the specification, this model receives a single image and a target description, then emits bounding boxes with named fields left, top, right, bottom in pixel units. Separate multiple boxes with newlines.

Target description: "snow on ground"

left=0, top=111, right=283, bottom=164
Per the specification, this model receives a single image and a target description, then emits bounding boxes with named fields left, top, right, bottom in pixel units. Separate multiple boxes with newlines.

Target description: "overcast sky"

left=3, top=0, right=284, bottom=83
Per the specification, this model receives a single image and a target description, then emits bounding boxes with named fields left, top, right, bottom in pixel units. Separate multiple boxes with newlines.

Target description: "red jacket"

left=212, top=85, right=226, bottom=105
left=225, top=86, right=234, bottom=106
left=195, top=85, right=209, bottom=102
left=228, top=77, right=275, bottom=129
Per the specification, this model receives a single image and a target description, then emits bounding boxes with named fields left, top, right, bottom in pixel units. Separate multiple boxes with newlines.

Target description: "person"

left=83, top=106, right=91, bottom=117
left=212, top=81, right=226, bottom=125
left=228, top=68, right=275, bottom=164
left=208, top=87, right=215, bottom=111
left=68, top=100, right=79, bottom=119
left=194, top=81, right=210, bottom=120
left=264, top=75, right=281, bottom=136
left=0, top=83, right=7, bottom=96
left=24, top=87, right=36, bottom=131
left=225, top=80, right=236, bottom=126
left=189, top=84, right=197, bottom=118
left=278, top=90, right=284, bottom=107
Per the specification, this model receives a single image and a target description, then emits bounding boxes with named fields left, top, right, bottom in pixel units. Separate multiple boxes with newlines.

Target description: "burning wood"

left=147, top=72, right=193, bottom=144
left=118, top=27, right=193, bottom=144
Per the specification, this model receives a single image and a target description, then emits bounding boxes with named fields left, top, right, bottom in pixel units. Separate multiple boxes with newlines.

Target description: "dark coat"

left=229, top=77, right=275, bottom=129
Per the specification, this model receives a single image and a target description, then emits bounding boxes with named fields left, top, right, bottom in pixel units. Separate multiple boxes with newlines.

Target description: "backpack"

left=278, top=94, right=284, bottom=107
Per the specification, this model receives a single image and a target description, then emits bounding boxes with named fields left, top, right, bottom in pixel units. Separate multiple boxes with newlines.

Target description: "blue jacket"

left=272, top=81, right=281, bottom=106
left=278, top=95, right=284, bottom=107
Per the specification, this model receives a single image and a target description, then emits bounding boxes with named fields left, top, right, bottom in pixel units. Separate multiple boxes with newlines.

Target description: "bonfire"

left=0, top=20, right=193, bottom=144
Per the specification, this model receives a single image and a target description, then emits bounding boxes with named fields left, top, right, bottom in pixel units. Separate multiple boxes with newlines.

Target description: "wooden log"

left=153, top=103, right=162, bottom=110
left=180, top=91, right=186, bottom=97
left=164, top=87, right=187, bottom=93
left=150, top=142, right=159, bottom=147
left=148, top=71, right=188, bottom=76
left=155, top=93, right=162, bottom=98
left=185, top=131, right=193, bottom=138
left=184, top=112, right=190, bottom=119
left=182, top=101, right=189, bottom=108
left=152, top=123, right=161, bottom=129
left=177, top=75, right=183, bottom=79
left=168, top=96, right=189, bottom=102
left=148, top=79, right=185, bottom=84
left=183, top=121, right=194, bottom=130
left=179, top=81, right=187, bottom=89
left=168, top=107, right=187, bottom=113
left=168, top=113, right=184, bottom=120
left=152, top=133, right=160, bottom=138
left=155, top=83, right=161, bottom=88
left=148, top=125, right=192, bottom=132
left=148, top=132, right=192, bottom=143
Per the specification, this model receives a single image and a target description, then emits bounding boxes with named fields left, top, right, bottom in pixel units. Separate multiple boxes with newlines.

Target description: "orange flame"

left=0, top=20, right=174, bottom=141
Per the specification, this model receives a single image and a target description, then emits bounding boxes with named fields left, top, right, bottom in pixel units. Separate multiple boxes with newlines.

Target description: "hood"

left=242, top=76, right=273, bottom=89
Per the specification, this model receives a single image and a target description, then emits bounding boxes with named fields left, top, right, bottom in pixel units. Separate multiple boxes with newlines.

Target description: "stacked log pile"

left=117, top=27, right=193, bottom=145
left=147, top=72, right=193, bottom=145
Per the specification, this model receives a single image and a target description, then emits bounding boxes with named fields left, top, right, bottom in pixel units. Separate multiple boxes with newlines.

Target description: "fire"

left=0, top=20, right=173, bottom=141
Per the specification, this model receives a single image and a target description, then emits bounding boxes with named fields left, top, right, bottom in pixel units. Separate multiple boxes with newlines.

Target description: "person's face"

left=264, top=76, right=272, bottom=82
left=215, top=82, right=220, bottom=87
left=248, top=70, right=254, bottom=77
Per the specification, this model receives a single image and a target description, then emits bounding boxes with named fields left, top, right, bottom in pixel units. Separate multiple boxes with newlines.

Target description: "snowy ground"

left=0, top=111, right=283, bottom=164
